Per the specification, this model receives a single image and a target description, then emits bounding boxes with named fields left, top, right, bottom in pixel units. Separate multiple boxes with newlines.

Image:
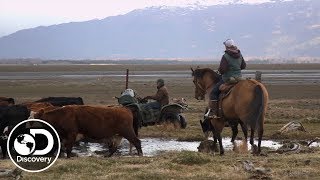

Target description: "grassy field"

left=0, top=64, right=319, bottom=179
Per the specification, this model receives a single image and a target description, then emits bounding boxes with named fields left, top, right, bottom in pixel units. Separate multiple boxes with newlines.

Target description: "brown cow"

left=34, top=105, right=143, bottom=158
left=28, top=104, right=128, bottom=156
left=20, top=102, right=55, bottom=118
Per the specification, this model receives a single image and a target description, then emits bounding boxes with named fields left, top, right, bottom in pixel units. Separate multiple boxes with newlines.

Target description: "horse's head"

left=191, top=67, right=220, bottom=100
left=199, top=119, right=212, bottom=139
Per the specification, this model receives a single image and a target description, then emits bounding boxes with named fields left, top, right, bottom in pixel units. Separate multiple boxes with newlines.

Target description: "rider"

left=143, top=79, right=169, bottom=110
left=208, top=39, right=246, bottom=118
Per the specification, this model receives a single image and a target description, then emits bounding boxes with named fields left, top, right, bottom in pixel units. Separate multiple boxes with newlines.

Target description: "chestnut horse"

left=191, top=68, right=268, bottom=155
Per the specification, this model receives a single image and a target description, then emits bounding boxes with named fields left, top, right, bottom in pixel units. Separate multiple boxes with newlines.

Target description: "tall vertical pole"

left=125, top=69, right=129, bottom=89
left=255, top=71, right=262, bottom=82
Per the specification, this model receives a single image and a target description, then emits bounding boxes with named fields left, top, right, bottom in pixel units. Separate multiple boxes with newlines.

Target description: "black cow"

left=0, top=105, right=30, bottom=159
left=34, top=97, right=84, bottom=107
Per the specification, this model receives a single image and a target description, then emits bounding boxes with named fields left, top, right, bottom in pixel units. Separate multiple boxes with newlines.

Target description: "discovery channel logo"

left=7, top=119, right=61, bottom=172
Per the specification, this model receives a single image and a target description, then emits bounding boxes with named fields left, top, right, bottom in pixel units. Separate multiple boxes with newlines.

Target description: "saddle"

left=219, top=83, right=237, bottom=97
left=216, top=82, right=238, bottom=121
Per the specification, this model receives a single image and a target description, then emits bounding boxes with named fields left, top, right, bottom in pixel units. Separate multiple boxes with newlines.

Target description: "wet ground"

left=72, top=138, right=288, bottom=157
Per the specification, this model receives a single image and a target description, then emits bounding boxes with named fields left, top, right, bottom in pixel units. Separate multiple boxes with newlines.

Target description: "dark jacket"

left=145, top=86, right=169, bottom=106
left=218, top=48, right=246, bottom=75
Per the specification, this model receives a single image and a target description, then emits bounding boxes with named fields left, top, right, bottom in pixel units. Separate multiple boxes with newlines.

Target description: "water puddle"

left=308, top=141, right=320, bottom=147
left=72, top=137, right=288, bottom=157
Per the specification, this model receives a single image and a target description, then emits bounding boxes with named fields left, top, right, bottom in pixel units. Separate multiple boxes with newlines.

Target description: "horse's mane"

left=192, top=68, right=220, bottom=83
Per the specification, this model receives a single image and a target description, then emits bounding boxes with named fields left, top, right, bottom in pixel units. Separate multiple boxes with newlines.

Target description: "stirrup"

left=204, top=109, right=220, bottom=119
left=207, top=115, right=220, bottom=119
left=204, top=109, right=211, bottom=118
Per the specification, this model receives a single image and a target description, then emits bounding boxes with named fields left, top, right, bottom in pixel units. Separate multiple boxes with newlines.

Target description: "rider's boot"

left=207, top=100, right=220, bottom=119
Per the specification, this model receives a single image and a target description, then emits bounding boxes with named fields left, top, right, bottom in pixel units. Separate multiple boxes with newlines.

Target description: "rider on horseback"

left=208, top=39, right=246, bottom=118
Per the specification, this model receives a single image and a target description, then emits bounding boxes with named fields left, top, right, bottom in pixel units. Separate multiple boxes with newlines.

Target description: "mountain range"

left=0, top=0, right=319, bottom=59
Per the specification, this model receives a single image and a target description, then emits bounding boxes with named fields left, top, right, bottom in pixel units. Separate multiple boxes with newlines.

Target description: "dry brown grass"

left=1, top=149, right=320, bottom=179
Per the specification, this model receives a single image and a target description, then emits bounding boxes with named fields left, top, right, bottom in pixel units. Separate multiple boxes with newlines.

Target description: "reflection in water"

left=0, top=70, right=319, bottom=85
left=72, top=137, right=286, bottom=157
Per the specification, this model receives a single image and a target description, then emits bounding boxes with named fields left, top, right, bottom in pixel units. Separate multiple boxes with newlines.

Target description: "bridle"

left=193, top=77, right=214, bottom=95
left=191, top=68, right=218, bottom=98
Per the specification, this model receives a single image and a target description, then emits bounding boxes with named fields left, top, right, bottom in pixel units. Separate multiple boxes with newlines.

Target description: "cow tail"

left=127, top=106, right=140, bottom=136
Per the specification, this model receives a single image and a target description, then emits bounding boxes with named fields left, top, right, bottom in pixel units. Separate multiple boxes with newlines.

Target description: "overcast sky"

left=0, top=0, right=272, bottom=37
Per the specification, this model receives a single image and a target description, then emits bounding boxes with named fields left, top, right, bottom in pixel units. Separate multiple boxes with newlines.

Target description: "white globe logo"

left=14, top=134, right=36, bottom=156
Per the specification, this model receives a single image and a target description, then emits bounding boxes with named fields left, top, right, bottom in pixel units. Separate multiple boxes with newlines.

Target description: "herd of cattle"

left=0, top=96, right=142, bottom=159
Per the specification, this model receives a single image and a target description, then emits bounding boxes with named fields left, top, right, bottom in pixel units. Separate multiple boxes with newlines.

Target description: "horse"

left=34, top=105, right=143, bottom=158
left=191, top=67, right=268, bottom=155
left=192, top=67, right=248, bottom=144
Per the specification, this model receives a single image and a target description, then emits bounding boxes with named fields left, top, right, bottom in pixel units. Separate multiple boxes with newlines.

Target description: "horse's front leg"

left=210, top=129, right=219, bottom=152
left=211, top=118, right=225, bottom=155
left=239, top=121, right=248, bottom=141
left=215, top=131, right=224, bottom=155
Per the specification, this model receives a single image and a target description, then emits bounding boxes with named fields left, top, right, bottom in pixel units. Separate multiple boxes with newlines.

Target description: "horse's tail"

left=248, top=84, right=266, bottom=131
left=255, top=85, right=265, bottom=132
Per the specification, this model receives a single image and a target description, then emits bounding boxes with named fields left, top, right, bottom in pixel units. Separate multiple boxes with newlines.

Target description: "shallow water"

left=0, top=70, right=319, bottom=85
left=72, top=137, right=288, bottom=157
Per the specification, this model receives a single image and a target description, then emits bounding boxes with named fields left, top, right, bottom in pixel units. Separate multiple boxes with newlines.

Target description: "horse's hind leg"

left=229, top=120, right=238, bottom=142
left=239, top=121, right=248, bottom=141
left=249, top=128, right=258, bottom=154
left=257, top=126, right=264, bottom=154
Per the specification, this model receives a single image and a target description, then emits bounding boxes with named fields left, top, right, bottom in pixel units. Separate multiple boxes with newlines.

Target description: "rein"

left=197, top=83, right=213, bottom=93
left=196, top=80, right=214, bottom=95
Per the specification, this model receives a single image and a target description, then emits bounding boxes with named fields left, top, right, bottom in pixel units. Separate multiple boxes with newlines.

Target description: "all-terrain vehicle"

left=116, top=89, right=187, bottom=129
